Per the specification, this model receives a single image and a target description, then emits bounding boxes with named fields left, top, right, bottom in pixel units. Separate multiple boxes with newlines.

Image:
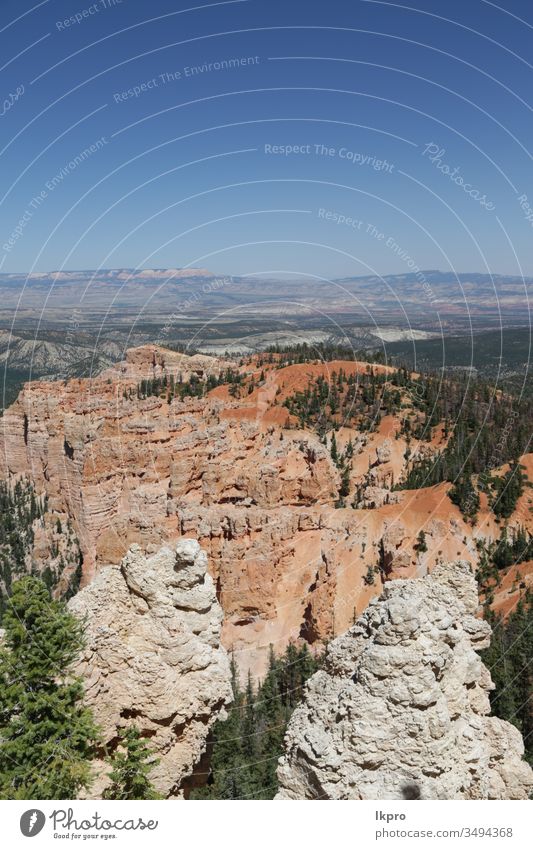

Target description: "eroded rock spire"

left=68, top=539, right=232, bottom=798
left=276, top=561, right=533, bottom=800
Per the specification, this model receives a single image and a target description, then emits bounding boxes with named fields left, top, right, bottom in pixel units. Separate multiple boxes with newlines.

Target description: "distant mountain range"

left=1, top=268, right=530, bottom=409
left=0, top=268, right=531, bottom=324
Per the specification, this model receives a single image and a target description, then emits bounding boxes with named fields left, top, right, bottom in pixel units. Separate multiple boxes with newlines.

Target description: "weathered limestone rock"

left=68, top=540, right=232, bottom=798
left=375, top=439, right=392, bottom=465
left=357, top=485, right=399, bottom=509
left=276, top=561, right=533, bottom=800
left=104, top=344, right=234, bottom=383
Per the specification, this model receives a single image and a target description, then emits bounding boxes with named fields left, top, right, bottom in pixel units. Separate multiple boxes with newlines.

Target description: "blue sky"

left=1, top=0, right=533, bottom=278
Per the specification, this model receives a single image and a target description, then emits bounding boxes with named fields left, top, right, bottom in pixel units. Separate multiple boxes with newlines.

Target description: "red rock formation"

left=1, top=345, right=531, bottom=676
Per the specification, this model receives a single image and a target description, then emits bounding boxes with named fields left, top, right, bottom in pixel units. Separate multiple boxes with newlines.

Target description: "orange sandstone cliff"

left=1, top=345, right=531, bottom=675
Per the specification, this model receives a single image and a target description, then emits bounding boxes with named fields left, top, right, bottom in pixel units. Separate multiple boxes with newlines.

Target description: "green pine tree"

left=481, top=594, right=533, bottom=765
left=449, top=473, right=480, bottom=520
left=104, top=726, right=160, bottom=800
left=339, top=465, right=351, bottom=499
left=492, top=463, right=525, bottom=519
left=330, top=432, right=339, bottom=466
left=414, top=530, right=428, bottom=553
left=0, top=576, right=99, bottom=799
left=191, top=643, right=322, bottom=799
left=191, top=653, right=247, bottom=799
left=255, top=647, right=285, bottom=798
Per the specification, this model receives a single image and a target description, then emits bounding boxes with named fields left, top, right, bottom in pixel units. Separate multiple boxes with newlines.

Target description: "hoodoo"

left=276, top=561, right=533, bottom=800
left=68, top=539, right=232, bottom=798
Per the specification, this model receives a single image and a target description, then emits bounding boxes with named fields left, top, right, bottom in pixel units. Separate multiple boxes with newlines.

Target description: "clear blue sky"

left=1, top=0, right=533, bottom=278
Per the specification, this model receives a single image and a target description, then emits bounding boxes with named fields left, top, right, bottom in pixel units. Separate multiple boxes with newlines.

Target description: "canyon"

left=1, top=344, right=532, bottom=677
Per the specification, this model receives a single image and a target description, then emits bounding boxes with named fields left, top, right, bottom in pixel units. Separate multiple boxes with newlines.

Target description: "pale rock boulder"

left=68, top=539, right=232, bottom=798
left=375, top=439, right=392, bottom=465
left=104, top=344, right=233, bottom=383
left=276, top=561, right=533, bottom=800
left=358, top=485, right=399, bottom=509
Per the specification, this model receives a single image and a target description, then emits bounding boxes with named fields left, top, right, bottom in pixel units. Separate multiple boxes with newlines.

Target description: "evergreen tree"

left=241, top=671, right=259, bottom=764
left=448, top=473, right=480, bottom=520
left=0, top=479, right=44, bottom=618
left=104, top=726, right=160, bottom=800
left=191, top=653, right=248, bottom=799
left=363, top=564, right=376, bottom=585
left=481, top=593, right=533, bottom=765
left=330, top=432, right=339, bottom=466
left=0, top=577, right=99, bottom=799
left=255, top=647, right=285, bottom=798
left=492, top=463, right=525, bottom=519
left=414, top=530, right=428, bottom=553
left=190, top=643, right=322, bottom=799
left=339, top=465, right=351, bottom=499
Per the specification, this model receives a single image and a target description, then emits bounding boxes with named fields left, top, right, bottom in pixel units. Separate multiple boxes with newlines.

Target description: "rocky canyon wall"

left=2, top=345, right=531, bottom=676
